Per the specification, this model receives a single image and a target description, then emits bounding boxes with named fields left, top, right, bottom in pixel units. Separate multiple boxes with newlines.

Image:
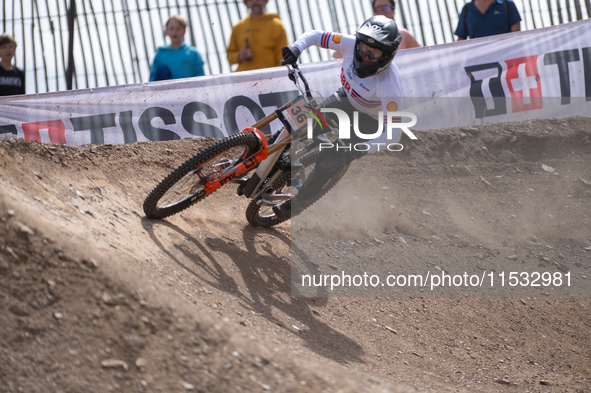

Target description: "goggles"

left=374, top=5, right=394, bottom=14
left=358, top=42, right=384, bottom=62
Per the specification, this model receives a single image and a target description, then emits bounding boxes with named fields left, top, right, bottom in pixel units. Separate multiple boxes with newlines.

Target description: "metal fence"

left=1, top=0, right=589, bottom=94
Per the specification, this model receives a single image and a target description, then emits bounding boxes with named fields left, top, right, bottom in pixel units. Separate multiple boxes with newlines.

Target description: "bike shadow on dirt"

left=141, top=217, right=366, bottom=366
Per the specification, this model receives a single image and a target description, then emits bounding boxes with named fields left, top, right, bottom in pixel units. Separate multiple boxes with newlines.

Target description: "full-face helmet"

left=354, top=15, right=402, bottom=78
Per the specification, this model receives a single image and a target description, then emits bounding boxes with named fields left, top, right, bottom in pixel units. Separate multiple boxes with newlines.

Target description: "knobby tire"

left=143, top=132, right=260, bottom=219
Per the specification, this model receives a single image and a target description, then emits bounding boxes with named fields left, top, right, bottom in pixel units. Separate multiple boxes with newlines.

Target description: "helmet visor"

left=358, top=42, right=384, bottom=65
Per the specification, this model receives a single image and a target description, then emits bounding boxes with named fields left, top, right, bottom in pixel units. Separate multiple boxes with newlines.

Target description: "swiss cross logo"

left=22, top=120, right=67, bottom=143
left=505, top=56, right=542, bottom=113
left=465, top=46, right=591, bottom=118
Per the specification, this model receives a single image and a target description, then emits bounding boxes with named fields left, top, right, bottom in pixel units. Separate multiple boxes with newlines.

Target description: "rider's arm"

left=292, top=31, right=354, bottom=55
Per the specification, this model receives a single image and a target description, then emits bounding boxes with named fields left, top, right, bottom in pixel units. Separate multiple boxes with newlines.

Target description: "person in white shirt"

left=274, top=15, right=403, bottom=219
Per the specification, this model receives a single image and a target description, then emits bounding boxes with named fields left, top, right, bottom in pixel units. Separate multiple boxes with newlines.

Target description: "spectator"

left=226, top=0, right=288, bottom=72
left=334, top=0, right=419, bottom=58
left=150, top=15, right=205, bottom=81
left=455, top=0, right=521, bottom=40
left=0, top=33, right=25, bottom=96
left=372, top=0, right=421, bottom=49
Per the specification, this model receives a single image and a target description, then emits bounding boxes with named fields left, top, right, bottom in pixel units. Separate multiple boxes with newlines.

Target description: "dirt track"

left=1, top=116, right=591, bottom=392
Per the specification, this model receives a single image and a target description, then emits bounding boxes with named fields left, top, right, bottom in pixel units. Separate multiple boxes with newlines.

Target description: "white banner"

left=1, top=19, right=589, bottom=145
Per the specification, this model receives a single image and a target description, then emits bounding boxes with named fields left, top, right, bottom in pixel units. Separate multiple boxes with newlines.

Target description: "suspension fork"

left=202, top=109, right=295, bottom=195
left=237, top=110, right=298, bottom=199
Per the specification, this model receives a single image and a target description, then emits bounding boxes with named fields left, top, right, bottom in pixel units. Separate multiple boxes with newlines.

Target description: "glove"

left=282, top=45, right=301, bottom=65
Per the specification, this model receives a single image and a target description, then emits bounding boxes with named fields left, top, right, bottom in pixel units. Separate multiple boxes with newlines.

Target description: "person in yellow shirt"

left=226, top=0, right=288, bottom=72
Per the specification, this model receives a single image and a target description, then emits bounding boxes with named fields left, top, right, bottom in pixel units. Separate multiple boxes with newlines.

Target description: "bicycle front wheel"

left=143, top=132, right=261, bottom=219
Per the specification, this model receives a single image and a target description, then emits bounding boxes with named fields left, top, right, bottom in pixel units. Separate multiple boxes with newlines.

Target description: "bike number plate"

left=288, top=96, right=312, bottom=131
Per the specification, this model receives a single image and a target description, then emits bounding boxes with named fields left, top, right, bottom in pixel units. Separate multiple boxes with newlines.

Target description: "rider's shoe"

left=273, top=200, right=292, bottom=220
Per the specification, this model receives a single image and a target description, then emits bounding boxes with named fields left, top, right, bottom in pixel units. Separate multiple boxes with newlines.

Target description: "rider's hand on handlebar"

left=281, top=45, right=301, bottom=65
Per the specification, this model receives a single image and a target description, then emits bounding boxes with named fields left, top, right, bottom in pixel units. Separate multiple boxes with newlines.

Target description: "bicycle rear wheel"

left=245, top=170, right=292, bottom=227
left=245, top=150, right=347, bottom=227
left=144, top=132, right=261, bottom=219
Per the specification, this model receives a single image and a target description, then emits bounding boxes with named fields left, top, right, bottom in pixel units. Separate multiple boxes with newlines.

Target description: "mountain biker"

left=273, top=15, right=403, bottom=220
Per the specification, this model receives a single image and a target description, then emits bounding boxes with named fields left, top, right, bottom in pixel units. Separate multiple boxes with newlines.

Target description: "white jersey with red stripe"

left=292, top=30, right=402, bottom=129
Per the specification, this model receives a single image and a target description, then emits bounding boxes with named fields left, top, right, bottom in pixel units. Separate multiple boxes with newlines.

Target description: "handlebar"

left=250, top=62, right=320, bottom=153
left=285, top=63, right=312, bottom=99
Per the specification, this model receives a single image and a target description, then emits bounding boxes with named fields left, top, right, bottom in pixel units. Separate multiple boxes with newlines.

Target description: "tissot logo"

left=465, top=47, right=591, bottom=118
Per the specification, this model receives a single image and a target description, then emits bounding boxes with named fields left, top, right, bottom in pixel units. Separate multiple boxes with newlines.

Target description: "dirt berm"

left=1, top=116, right=590, bottom=392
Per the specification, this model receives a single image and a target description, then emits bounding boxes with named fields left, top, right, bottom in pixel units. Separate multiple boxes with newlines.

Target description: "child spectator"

left=0, top=33, right=25, bottom=96
left=150, top=15, right=205, bottom=81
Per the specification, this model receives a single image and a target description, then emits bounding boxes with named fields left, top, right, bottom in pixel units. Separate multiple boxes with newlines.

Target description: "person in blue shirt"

left=455, top=0, right=521, bottom=40
left=150, top=15, right=205, bottom=81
